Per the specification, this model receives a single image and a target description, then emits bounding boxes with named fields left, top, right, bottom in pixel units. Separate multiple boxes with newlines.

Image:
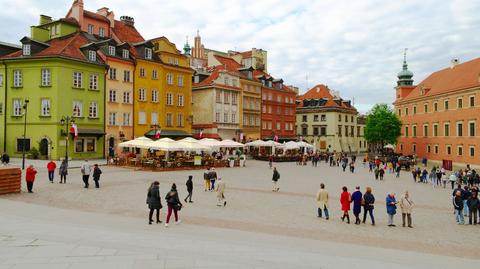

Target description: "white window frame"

left=89, top=102, right=98, bottom=118
left=145, top=48, right=152, bottom=59
left=41, top=68, right=51, bottom=86
left=87, top=24, right=94, bottom=35
left=123, top=113, right=131, bottom=126
left=178, top=76, right=184, bottom=86
left=108, top=112, right=117, bottom=126
left=140, top=68, right=145, bottom=77
left=13, top=99, right=22, bottom=116
left=123, top=70, right=130, bottom=82
left=138, top=111, right=146, bottom=124
left=177, top=113, right=184, bottom=127
left=73, top=101, right=83, bottom=117
left=109, top=90, right=117, bottom=102
left=0, top=74, right=3, bottom=87
left=73, top=72, right=82, bottom=88
left=151, top=112, right=158, bottom=125
left=177, top=94, right=184, bottom=107
left=109, top=68, right=116, bottom=80
left=40, top=99, right=50, bottom=116
left=152, top=89, right=158, bottom=103
left=152, top=69, right=158, bottom=80
left=88, top=50, right=96, bottom=62
left=108, top=45, right=115, bottom=56
left=122, top=49, right=129, bottom=59
left=13, top=70, right=22, bottom=87
left=123, top=91, right=131, bottom=104
left=166, top=113, right=173, bottom=127
left=89, top=74, right=98, bottom=90
left=22, top=44, right=31, bottom=56
left=166, top=93, right=173, bottom=105
left=166, top=73, right=173, bottom=85
left=139, top=89, right=146, bottom=101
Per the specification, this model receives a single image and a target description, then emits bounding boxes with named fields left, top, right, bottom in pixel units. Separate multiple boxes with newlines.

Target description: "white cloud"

left=1, top=0, right=480, bottom=113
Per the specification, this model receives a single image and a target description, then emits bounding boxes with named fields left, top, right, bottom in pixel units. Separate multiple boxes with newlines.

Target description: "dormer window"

left=247, top=71, right=253, bottom=79
left=22, top=44, right=31, bottom=56
left=99, top=27, right=105, bottom=37
left=145, top=48, right=152, bottom=59
left=122, top=49, right=129, bottom=59
left=268, top=81, right=272, bottom=87
left=108, top=46, right=116, bottom=56
left=88, top=50, right=96, bottom=62
left=87, top=24, right=94, bottom=35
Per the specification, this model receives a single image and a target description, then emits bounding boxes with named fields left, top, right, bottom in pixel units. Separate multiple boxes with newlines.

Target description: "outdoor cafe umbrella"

left=118, top=136, right=153, bottom=149
left=218, top=139, right=245, bottom=148
left=178, top=137, right=211, bottom=152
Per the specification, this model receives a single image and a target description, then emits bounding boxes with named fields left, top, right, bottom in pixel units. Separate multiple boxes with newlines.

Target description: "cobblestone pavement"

left=0, top=159, right=478, bottom=268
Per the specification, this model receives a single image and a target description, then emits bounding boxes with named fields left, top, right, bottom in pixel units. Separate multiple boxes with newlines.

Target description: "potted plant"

left=228, top=156, right=235, bottom=167
left=27, top=147, right=40, bottom=159
left=239, top=155, right=246, bottom=167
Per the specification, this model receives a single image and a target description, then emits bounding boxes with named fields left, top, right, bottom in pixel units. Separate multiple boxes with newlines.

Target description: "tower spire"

left=397, top=48, right=414, bottom=86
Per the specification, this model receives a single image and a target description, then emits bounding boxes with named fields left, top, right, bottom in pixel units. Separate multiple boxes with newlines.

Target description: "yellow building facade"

left=240, top=75, right=262, bottom=141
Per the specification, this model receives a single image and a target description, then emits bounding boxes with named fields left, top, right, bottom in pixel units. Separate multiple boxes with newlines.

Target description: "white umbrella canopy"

left=218, top=139, right=244, bottom=148
left=245, top=139, right=267, bottom=147
left=297, top=141, right=314, bottom=149
left=265, top=140, right=283, bottom=147
left=178, top=137, right=211, bottom=151
left=284, top=141, right=301, bottom=150
left=384, top=144, right=395, bottom=149
left=199, top=138, right=223, bottom=149
left=149, top=138, right=183, bottom=151
left=118, top=136, right=153, bottom=149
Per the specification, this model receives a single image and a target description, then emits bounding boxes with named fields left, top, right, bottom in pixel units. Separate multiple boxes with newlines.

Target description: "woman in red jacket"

left=340, top=186, right=351, bottom=223
left=25, top=165, right=37, bottom=193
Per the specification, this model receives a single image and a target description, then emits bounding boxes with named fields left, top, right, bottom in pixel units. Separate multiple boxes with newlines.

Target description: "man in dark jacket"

left=184, top=175, right=193, bottom=203
left=272, top=167, right=280, bottom=192
left=467, top=191, right=479, bottom=225
left=92, top=164, right=102, bottom=188
left=453, top=190, right=464, bottom=224
left=146, top=181, right=162, bottom=224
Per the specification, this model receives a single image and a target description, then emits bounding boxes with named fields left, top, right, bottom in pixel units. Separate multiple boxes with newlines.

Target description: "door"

left=39, top=138, right=49, bottom=157
left=108, top=137, right=115, bottom=157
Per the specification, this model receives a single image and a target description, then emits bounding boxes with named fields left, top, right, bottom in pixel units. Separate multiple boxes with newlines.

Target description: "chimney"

left=39, top=15, right=52, bottom=25
left=120, top=16, right=135, bottom=26
left=70, top=0, right=84, bottom=27
left=451, top=58, right=459, bottom=68
left=97, top=7, right=109, bottom=16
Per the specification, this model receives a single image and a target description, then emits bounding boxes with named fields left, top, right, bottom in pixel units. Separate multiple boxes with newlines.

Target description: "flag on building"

left=70, top=123, right=78, bottom=138
left=274, top=135, right=278, bottom=142
left=154, top=129, right=161, bottom=139
left=199, top=131, right=203, bottom=139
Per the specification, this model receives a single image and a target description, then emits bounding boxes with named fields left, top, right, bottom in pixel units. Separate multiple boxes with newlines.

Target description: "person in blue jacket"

left=351, top=186, right=363, bottom=225
left=386, top=192, right=398, bottom=227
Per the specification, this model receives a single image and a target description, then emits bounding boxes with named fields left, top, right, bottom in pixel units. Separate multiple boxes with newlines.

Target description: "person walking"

left=165, top=183, right=182, bottom=227
left=349, top=161, right=355, bottom=173
left=395, top=163, right=401, bottom=178
left=92, top=164, right=102, bottom=188
left=362, top=187, right=375, bottom=225
left=25, top=165, right=37, bottom=193
left=47, top=160, right=56, bottom=183
left=203, top=167, right=211, bottom=192
left=1, top=152, right=10, bottom=166
left=463, top=186, right=471, bottom=217
left=59, top=160, right=68, bottom=184
left=379, top=167, right=385, bottom=180
left=340, top=186, right=351, bottom=223
left=449, top=173, right=457, bottom=190
left=453, top=190, right=465, bottom=225
left=467, top=191, right=479, bottom=225
left=386, top=192, right=397, bottom=227
left=146, top=181, right=162, bottom=224
left=268, top=154, right=273, bottom=168
left=80, top=159, right=91, bottom=188
left=184, top=175, right=193, bottom=203
left=216, top=177, right=226, bottom=206
left=209, top=168, right=217, bottom=191
left=316, top=183, right=329, bottom=220
left=272, top=167, right=280, bottom=192
left=399, top=191, right=414, bottom=228
left=351, top=186, right=362, bottom=225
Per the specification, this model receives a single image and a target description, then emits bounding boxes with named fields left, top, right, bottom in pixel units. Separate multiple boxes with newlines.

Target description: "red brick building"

left=394, top=56, right=480, bottom=166
left=256, top=71, right=297, bottom=141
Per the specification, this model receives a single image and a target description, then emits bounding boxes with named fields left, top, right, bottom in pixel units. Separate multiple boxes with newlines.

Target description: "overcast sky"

left=1, top=0, right=480, bottom=113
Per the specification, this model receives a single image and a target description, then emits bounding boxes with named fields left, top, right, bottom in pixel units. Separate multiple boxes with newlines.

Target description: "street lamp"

left=60, top=116, right=74, bottom=166
left=21, top=99, right=29, bottom=170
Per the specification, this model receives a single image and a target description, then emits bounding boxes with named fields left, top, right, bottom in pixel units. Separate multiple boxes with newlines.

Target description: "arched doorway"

left=39, top=138, right=49, bottom=157
left=108, top=137, right=115, bottom=158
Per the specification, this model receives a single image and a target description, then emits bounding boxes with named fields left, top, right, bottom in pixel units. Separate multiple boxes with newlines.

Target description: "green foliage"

left=364, top=104, right=402, bottom=145
left=28, top=147, right=40, bottom=159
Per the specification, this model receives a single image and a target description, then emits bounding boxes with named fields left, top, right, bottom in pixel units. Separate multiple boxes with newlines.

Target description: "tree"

left=364, top=104, right=401, bottom=153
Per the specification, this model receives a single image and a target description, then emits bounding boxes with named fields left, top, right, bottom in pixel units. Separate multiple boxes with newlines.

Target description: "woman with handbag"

left=165, top=183, right=182, bottom=227
left=340, top=186, right=351, bottom=224
left=146, top=181, right=162, bottom=225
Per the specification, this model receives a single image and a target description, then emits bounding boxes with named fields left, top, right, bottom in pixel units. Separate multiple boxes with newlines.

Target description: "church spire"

left=183, top=35, right=191, bottom=55
left=397, top=48, right=414, bottom=86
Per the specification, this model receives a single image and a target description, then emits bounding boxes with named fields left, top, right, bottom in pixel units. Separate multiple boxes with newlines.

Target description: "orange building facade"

left=394, top=57, right=480, bottom=166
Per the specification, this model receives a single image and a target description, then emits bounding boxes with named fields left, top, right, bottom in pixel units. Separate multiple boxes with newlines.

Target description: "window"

left=224, top=77, right=229, bottom=85
left=72, top=101, right=82, bottom=117
left=262, top=121, right=267, bottom=130
left=423, top=104, right=428, bottom=113
left=413, top=106, right=417, bottom=114
left=413, top=144, right=416, bottom=153
left=357, top=126, right=361, bottom=137
left=434, top=102, right=438, bottom=112
left=427, top=145, right=431, bottom=153
left=88, top=50, right=96, bottom=62
left=302, top=115, right=307, bottom=122
left=178, top=76, right=184, bottom=86
left=313, top=127, right=319, bottom=136
left=405, top=108, right=408, bottom=115
left=22, top=44, right=31, bottom=56
left=232, top=93, right=237, bottom=105
left=457, top=98, right=463, bottom=108
left=99, top=27, right=105, bottom=37
left=351, top=126, right=354, bottom=136
left=434, top=145, right=439, bottom=154
left=469, top=122, right=476, bottom=137
left=109, top=68, right=117, bottom=80
left=41, top=68, right=51, bottom=86
left=73, top=72, right=82, bottom=88
left=345, top=115, right=348, bottom=122
left=75, top=139, right=84, bottom=153
left=145, top=48, right=152, bottom=59
left=108, top=112, right=117, bottom=126
left=444, top=100, right=449, bottom=110
left=166, top=73, right=173, bottom=85
left=458, top=146, right=463, bottom=156
left=457, top=122, right=463, bottom=136
left=152, top=69, right=158, bottom=80
left=338, top=125, right=342, bottom=136
left=224, top=92, right=230, bottom=104
left=262, top=93, right=266, bottom=100
left=123, top=70, right=130, bottom=82
left=166, top=113, right=173, bottom=127
left=302, top=127, right=307, bottom=136
left=139, top=68, right=146, bottom=77
left=321, top=115, right=326, bottom=121
left=231, top=113, right=236, bottom=123
left=470, top=96, right=475, bottom=107
left=13, top=99, right=22, bottom=116
left=138, top=111, right=146, bottom=124
left=16, top=138, right=30, bottom=152
left=151, top=89, right=158, bottom=102
left=177, top=94, right=184, bottom=107
left=405, top=126, right=409, bottom=137
left=423, top=125, right=428, bottom=137
left=320, top=127, right=327, bottom=136
left=447, top=145, right=452, bottom=155
left=40, top=99, right=50, bottom=116
left=89, top=74, right=98, bottom=90
left=75, top=138, right=96, bottom=153
left=215, top=112, right=220, bottom=122
left=412, top=125, right=417, bottom=137
left=87, top=24, right=94, bottom=34
left=224, top=113, right=228, bottom=122
left=123, top=91, right=131, bottom=104
left=216, top=91, right=222, bottom=103
left=338, top=115, right=342, bottom=121
left=444, top=123, right=450, bottom=136
left=139, top=89, right=146, bottom=101
left=0, top=102, right=3, bottom=114
left=276, top=122, right=281, bottom=130
left=89, top=102, right=98, bottom=118
left=276, top=107, right=281, bottom=115
left=108, top=46, right=115, bottom=56
left=314, top=115, right=319, bottom=122
left=13, top=70, right=22, bottom=87
left=268, top=93, right=272, bottom=101
left=398, top=109, right=401, bottom=116
left=262, top=105, right=266, bottom=113
left=470, top=146, right=475, bottom=157
left=267, top=106, right=272, bottom=114
left=122, top=113, right=130, bottom=126
left=151, top=112, right=158, bottom=124
left=177, top=113, right=184, bottom=127
left=351, top=116, right=354, bottom=122
left=345, top=126, right=349, bottom=137
left=166, top=93, right=173, bottom=105
left=122, top=49, right=129, bottom=59
left=433, top=124, right=438, bottom=137
left=174, top=58, right=179, bottom=65
left=0, top=74, right=3, bottom=87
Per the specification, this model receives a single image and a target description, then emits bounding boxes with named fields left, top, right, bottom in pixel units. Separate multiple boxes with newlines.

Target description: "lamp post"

left=21, top=99, right=30, bottom=170
left=60, top=116, right=74, bottom=166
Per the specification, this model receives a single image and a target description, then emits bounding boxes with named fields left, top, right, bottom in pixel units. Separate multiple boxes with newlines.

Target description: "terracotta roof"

left=399, top=58, right=480, bottom=102
left=297, top=84, right=355, bottom=110
left=241, top=51, right=252, bottom=58
left=1, top=33, right=104, bottom=64
left=84, top=10, right=110, bottom=23
left=112, top=20, right=145, bottom=44
left=214, top=55, right=242, bottom=71
left=193, top=66, right=241, bottom=91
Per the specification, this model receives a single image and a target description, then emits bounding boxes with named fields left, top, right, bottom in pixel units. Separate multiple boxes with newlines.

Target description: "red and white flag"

left=199, top=131, right=203, bottom=139
left=274, top=135, right=279, bottom=142
left=70, top=123, right=78, bottom=138
left=154, top=129, right=161, bottom=139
